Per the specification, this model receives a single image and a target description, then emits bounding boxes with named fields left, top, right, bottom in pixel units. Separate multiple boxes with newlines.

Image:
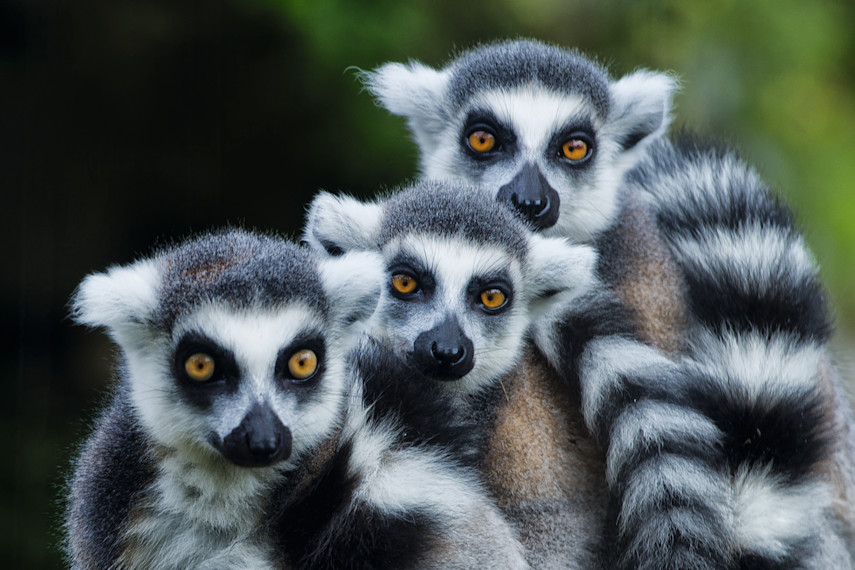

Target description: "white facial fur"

left=367, top=58, right=677, bottom=242
left=131, top=302, right=346, bottom=468
left=420, top=86, right=633, bottom=242
left=374, top=233, right=595, bottom=395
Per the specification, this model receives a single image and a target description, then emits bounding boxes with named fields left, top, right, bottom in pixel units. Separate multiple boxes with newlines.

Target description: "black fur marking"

left=274, top=334, right=326, bottom=390
left=172, top=331, right=241, bottom=408
left=554, top=288, right=636, bottom=384
left=447, top=39, right=611, bottom=118
left=682, top=263, right=831, bottom=342
left=355, top=338, right=480, bottom=465
left=273, top=439, right=361, bottom=566
left=689, top=379, right=833, bottom=483
left=461, top=109, right=518, bottom=161
left=65, top=386, right=156, bottom=568
left=632, top=136, right=832, bottom=342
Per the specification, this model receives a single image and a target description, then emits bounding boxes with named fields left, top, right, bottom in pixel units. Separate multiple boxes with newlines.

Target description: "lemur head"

left=304, top=181, right=597, bottom=394
left=72, top=230, right=382, bottom=471
left=362, top=39, right=677, bottom=241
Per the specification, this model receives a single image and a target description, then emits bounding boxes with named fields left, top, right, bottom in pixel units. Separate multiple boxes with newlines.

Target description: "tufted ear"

left=524, top=234, right=598, bottom=320
left=609, top=69, right=678, bottom=154
left=319, top=250, right=385, bottom=338
left=303, top=191, right=385, bottom=257
left=71, top=258, right=162, bottom=342
left=359, top=61, right=453, bottom=155
left=360, top=61, right=450, bottom=120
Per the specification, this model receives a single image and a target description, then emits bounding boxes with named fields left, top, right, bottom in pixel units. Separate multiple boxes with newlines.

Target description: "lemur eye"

left=288, top=349, right=318, bottom=381
left=561, top=138, right=590, bottom=162
left=467, top=130, right=496, bottom=153
left=391, top=273, right=419, bottom=295
left=184, top=353, right=215, bottom=382
left=479, top=288, right=508, bottom=311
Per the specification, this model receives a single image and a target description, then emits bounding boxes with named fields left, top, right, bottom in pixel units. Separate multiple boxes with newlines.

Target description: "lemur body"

left=361, top=40, right=855, bottom=567
left=65, top=229, right=526, bottom=569
left=306, top=182, right=709, bottom=567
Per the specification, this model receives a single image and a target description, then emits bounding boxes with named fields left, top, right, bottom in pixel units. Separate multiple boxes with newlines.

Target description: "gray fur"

left=378, top=181, right=530, bottom=253
left=445, top=39, right=612, bottom=118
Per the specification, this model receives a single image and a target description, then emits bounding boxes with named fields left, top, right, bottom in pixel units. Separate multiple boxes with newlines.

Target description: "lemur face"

left=420, top=85, right=621, bottom=240
left=137, top=302, right=341, bottom=469
left=303, top=182, right=598, bottom=396
left=73, top=231, right=382, bottom=471
left=363, top=40, right=676, bottom=241
left=377, top=234, right=529, bottom=394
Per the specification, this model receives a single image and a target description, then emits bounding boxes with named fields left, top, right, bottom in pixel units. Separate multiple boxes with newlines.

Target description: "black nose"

left=413, top=315, right=475, bottom=380
left=215, top=402, right=292, bottom=467
left=496, top=162, right=561, bottom=230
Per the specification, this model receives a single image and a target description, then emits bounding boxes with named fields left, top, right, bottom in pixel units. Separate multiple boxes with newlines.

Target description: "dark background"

left=4, top=0, right=854, bottom=567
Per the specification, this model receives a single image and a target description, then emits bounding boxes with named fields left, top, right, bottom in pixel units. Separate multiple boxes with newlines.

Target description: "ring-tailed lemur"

left=64, top=229, right=527, bottom=569
left=305, top=181, right=724, bottom=567
left=360, top=40, right=855, bottom=567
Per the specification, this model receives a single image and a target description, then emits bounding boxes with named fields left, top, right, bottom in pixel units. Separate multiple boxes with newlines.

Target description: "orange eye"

left=480, top=288, right=507, bottom=310
left=467, top=130, right=496, bottom=153
left=561, top=138, right=589, bottom=161
left=184, top=353, right=215, bottom=382
left=288, top=349, right=318, bottom=380
left=391, top=273, right=419, bottom=295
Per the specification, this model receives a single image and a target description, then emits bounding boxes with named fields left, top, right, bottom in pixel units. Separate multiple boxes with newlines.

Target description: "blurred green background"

left=3, top=0, right=853, bottom=566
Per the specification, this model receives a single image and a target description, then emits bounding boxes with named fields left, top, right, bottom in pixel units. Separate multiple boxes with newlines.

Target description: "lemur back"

left=65, top=229, right=527, bottom=569
left=361, top=40, right=855, bottom=567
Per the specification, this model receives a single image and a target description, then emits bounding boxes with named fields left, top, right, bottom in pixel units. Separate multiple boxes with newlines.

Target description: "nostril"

left=247, top=431, right=280, bottom=458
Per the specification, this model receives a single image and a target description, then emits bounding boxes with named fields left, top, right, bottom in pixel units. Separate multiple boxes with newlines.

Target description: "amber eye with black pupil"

left=392, top=273, right=418, bottom=295
left=288, top=349, right=318, bottom=381
left=480, top=288, right=507, bottom=310
left=561, top=138, right=589, bottom=161
left=467, top=130, right=496, bottom=153
left=184, top=353, right=215, bottom=382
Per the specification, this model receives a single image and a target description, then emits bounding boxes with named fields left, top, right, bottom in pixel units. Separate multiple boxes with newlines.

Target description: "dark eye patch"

left=172, top=331, right=241, bottom=408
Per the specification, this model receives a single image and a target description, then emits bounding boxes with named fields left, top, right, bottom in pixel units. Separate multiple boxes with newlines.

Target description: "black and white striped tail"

left=627, top=136, right=845, bottom=566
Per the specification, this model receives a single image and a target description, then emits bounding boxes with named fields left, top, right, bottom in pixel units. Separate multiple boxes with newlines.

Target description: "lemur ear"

left=609, top=69, right=678, bottom=152
left=303, top=191, right=384, bottom=256
left=360, top=62, right=452, bottom=154
left=525, top=235, right=598, bottom=319
left=319, top=250, right=384, bottom=334
left=71, top=258, right=161, bottom=341
left=361, top=61, right=450, bottom=121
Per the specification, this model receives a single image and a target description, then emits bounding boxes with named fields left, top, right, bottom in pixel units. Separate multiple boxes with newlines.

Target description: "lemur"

left=64, top=229, right=527, bottom=569
left=306, top=181, right=719, bottom=567
left=359, top=40, right=855, bottom=568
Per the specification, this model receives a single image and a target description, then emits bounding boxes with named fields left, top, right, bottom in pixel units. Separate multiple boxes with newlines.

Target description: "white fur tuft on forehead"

left=71, top=258, right=162, bottom=340
left=525, top=234, right=598, bottom=318
left=608, top=69, right=679, bottom=153
left=303, top=192, right=386, bottom=256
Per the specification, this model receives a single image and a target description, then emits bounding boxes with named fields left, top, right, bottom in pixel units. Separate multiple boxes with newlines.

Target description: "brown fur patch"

left=482, top=347, right=608, bottom=563
left=483, top=350, right=604, bottom=504
left=611, top=193, right=689, bottom=354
